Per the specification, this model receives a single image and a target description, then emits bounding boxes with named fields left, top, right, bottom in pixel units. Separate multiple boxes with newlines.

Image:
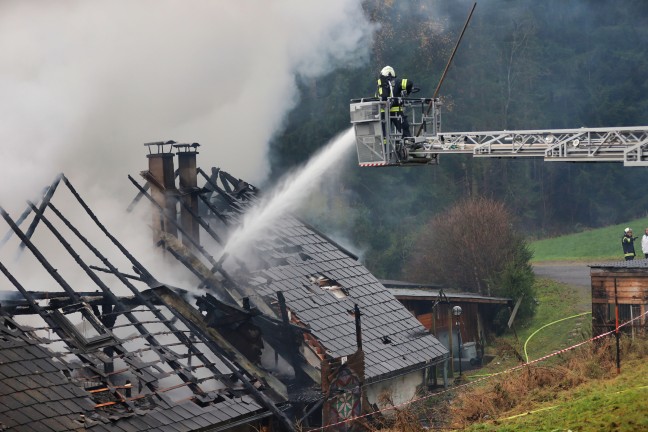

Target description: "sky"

left=0, top=0, right=375, bottom=291
left=0, top=0, right=375, bottom=215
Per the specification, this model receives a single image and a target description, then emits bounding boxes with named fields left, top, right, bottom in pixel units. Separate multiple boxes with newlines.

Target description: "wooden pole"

left=448, top=309, right=454, bottom=376
left=354, top=304, right=363, bottom=351
left=614, top=278, right=621, bottom=374
left=416, top=1, right=477, bottom=136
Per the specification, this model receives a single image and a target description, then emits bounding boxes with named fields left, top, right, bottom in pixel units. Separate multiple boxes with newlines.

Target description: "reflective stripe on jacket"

left=377, top=77, right=404, bottom=112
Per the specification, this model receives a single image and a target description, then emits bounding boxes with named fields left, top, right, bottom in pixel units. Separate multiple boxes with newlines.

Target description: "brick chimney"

left=174, top=143, right=200, bottom=249
left=144, top=141, right=178, bottom=243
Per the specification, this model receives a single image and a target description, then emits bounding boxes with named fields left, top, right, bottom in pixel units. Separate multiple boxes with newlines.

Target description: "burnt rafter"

left=1, top=207, right=110, bottom=340
left=31, top=183, right=230, bottom=395
left=0, top=260, right=138, bottom=412
left=0, top=174, right=300, bottom=431
left=17, top=173, right=64, bottom=256
left=38, top=200, right=236, bottom=395
left=139, top=170, right=166, bottom=192
left=159, top=239, right=235, bottom=301
left=20, top=202, right=206, bottom=397
left=149, top=287, right=297, bottom=431
left=126, top=178, right=150, bottom=213
left=0, top=173, right=63, bottom=250
left=128, top=175, right=224, bottom=267
left=61, top=175, right=158, bottom=285
left=217, top=169, right=257, bottom=198
left=89, top=265, right=143, bottom=282
left=127, top=168, right=191, bottom=214
left=197, top=292, right=311, bottom=335
left=58, top=176, right=297, bottom=430
left=198, top=167, right=245, bottom=210
left=199, top=166, right=220, bottom=201
left=197, top=192, right=230, bottom=225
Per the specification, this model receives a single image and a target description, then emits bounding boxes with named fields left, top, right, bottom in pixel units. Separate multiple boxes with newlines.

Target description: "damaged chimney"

left=144, top=141, right=178, bottom=243
left=174, top=143, right=200, bottom=249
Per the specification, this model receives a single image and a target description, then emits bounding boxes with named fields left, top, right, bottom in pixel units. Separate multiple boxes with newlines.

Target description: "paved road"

left=532, top=262, right=591, bottom=287
left=533, top=262, right=592, bottom=310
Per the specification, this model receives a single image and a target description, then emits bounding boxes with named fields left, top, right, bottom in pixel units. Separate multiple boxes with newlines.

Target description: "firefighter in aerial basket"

left=376, top=65, right=415, bottom=138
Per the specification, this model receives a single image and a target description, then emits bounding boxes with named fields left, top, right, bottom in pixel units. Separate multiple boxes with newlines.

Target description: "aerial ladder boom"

left=436, top=126, right=648, bottom=166
left=349, top=97, right=648, bottom=167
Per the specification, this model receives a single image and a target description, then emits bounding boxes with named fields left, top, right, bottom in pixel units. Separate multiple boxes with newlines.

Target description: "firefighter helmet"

left=380, top=65, right=396, bottom=77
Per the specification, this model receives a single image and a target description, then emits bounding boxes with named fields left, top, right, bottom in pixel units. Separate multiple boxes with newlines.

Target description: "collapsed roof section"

left=0, top=140, right=449, bottom=430
left=0, top=174, right=291, bottom=431
left=134, top=142, right=449, bottom=385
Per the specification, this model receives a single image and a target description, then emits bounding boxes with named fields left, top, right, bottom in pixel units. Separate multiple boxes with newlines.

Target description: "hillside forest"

left=267, top=0, right=648, bottom=281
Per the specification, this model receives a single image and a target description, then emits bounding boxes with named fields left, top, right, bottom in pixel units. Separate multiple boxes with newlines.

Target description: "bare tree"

left=405, top=197, right=530, bottom=296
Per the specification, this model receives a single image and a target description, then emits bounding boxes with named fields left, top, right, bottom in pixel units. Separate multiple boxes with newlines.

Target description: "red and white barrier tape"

left=317, top=311, right=648, bottom=430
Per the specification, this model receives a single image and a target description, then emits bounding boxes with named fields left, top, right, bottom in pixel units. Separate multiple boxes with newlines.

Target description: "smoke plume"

left=0, top=0, right=375, bottom=215
left=0, top=0, right=374, bottom=291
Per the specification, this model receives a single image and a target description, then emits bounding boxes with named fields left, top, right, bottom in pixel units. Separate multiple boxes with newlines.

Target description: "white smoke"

left=0, top=0, right=375, bottom=215
left=0, top=0, right=375, bottom=291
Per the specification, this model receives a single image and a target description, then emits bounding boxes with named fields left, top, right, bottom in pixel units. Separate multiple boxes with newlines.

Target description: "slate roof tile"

left=58, top=398, right=86, bottom=414
left=156, top=424, right=182, bottom=432
left=191, top=413, right=215, bottom=428
left=0, top=378, right=19, bottom=395
left=24, top=344, right=49, bottom=359
left=24, top=388, right=51, bottom=404
left=125, top=415, right=153, bottom=432
left=0, top=395, right=23, bottom=411
left=13, top=390, right=41, bottom=408
left=19, top=405, right=46, bottom=422
left=1, top=348, right=22, bottom=363
left=7, top=408, right=32, bottom=425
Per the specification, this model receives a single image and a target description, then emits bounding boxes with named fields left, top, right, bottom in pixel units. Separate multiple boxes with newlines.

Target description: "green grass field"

left=444, top=219, right=648, bottom=431
left=459, top=277, right=648, bottom=431
left=530, top=216, right=648, bottom=262
left=469, top=362, right=648, bottom=431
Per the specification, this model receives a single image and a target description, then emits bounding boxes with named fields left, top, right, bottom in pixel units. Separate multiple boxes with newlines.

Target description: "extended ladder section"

left=433, top=127, right=648, bottom=166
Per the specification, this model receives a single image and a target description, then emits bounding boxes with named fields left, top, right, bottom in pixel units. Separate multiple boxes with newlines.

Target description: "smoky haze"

left=0, top=0, right=375, bottom=215
left=0, top=1, right=375, bottom=294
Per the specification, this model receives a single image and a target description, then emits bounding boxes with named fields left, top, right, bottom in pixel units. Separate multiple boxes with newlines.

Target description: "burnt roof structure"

left=0, top=142, right=449, bottom=430
left=132, top=143, right=448, bottom=385
left=0, top=174, right=289, bottom=431
left=133, top=143, right=450, bottom=414
left=0, top=315, right=270, bottom=432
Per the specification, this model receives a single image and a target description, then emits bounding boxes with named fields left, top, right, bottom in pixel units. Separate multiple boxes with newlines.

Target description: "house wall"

left=591, top=267, right=648, bottom=336
left=365, top=369, right=424, bottom=409
left=398, top=300, right=483, bottom=348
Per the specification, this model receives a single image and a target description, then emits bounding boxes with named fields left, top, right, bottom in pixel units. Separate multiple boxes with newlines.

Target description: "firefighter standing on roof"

left=622, top=227, right=638, bottom=260
left=376, top=65, right=413, bottom=137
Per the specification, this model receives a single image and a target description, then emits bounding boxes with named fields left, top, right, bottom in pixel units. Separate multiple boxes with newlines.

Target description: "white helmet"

left=625, top=227, right=632, bottom=233
left=380, top=65, right=396, bottom=77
